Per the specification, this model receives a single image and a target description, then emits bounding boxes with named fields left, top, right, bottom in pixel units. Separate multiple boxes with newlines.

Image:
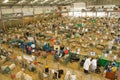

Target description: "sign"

left=77, top=24, right=82, bottom=27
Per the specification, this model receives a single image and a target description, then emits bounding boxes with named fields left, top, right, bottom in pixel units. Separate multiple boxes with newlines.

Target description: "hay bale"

left=9, top=63, right=16, bottom=70
left=1, top=65, right=8, bottom=71
left=16, top=69, right=25, bottom=79
left=24, top=74, right=32, bottom=80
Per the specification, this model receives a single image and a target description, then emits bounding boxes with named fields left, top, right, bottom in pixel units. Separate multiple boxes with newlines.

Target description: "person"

left=83, top=57, right=91, bottom=74
left=76, top=48, right=80, bottom=54
left=54, top=50, right=59, bottom=61
left=27, top=46, right=32, bottom=55
left=111, top=60, right=117, bottom=72
left=21, top=43, right=25, bottom=53
left=104, top=62, right=112, bottom=72
left=91, top=58, right=97, bottom=72
left=111, top=65, right=117, bottom=72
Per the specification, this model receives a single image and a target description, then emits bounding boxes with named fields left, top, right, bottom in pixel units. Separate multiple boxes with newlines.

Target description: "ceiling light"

left=50, top=0, right=58, bottom=4
left=45, top=0, right=48, bottom=1
left=40, top=0, right=49, bottom=4
left=18, top=0, right=26, bottom=4
left=30, top=0, right=38, bottom=4
left=3, top=0, right=9, bottom=3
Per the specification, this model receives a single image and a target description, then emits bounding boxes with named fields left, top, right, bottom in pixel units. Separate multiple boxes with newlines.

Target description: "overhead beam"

left=0, top=0, right=120, bottom=7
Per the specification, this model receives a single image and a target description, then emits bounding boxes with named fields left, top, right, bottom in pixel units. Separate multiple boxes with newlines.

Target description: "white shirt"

left=83, top=58, right=91, bottom=70
left=31, top=44, right=35, bottom=48
left=91, top=59, right=97, bottom=67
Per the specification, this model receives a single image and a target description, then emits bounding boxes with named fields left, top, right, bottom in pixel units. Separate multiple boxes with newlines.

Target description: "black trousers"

left=84, top=69, right=89, bottom=74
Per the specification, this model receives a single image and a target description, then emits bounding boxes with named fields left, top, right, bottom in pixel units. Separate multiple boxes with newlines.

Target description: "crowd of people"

left=0, top=13, right=120, bottom=80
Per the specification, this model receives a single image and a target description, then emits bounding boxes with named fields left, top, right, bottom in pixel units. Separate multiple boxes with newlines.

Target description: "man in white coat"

left=83, top=57, right=91, bottom=74
left=91, top=58, right=97, bottom=72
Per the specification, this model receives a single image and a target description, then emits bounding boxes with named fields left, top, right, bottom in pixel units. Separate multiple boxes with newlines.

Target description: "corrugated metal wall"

left=78, top=0, right=120, bottom=5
